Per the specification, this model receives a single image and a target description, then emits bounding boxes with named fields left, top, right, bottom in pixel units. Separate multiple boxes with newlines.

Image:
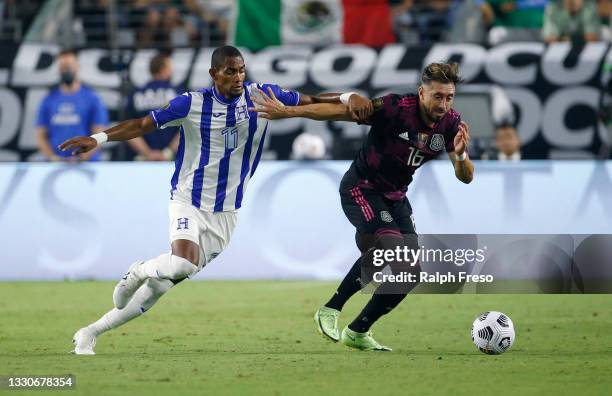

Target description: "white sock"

left=139, top=253, right=197, bottom=280
left=87, top=278, right=173, bottom=336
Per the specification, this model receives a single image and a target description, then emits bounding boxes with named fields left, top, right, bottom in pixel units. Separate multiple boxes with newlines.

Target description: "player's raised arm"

left=449, top=121, right=475, bottom=184
left=58, top=115, right=157, bottom=156
left=250, top=87, right=369, bottom=122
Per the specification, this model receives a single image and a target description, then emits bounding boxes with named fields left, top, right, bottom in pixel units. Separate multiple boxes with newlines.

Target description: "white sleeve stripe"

left=294, top=91, right=300, bottom=106
left=150, top=110, right=160, bottom=128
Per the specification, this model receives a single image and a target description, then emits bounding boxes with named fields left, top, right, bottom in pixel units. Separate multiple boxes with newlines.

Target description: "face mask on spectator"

left=60, top=71, right=75, bottom=85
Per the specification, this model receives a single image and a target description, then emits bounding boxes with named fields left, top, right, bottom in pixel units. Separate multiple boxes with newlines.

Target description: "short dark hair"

left=421, top=62, right=462, bottom=86
left=150, top=53, right=170, bottom=76
left=211, top=45, right=243, bottom=69
left=58, top=48, right=77, bottom=58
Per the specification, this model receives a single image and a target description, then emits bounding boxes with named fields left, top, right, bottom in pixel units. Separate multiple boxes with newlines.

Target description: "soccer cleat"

left=71, top=327, right=96, bottom=355
left=340, top=327, right=392, bottom=351
left=314, top=306, right=340, bottom=342
left=113, top=261, right=146, bottom=309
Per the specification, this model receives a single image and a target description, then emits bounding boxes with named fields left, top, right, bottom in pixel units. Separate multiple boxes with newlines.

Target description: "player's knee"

left=171, top=239, right=200, bottom=266
left=356, top=232, right=377, bottom=253
left=158, top=255, right=197, bottom=281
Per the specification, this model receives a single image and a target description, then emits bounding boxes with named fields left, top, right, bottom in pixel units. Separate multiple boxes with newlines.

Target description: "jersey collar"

left=212, top=85, right=242, bottom=105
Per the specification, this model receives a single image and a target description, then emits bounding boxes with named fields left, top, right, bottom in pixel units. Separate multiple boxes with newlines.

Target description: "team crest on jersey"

left=380, top=211, right=393, bottom=223
left=417, top=132, right=429, bottom=149
left=430, top=133, right=445, bottom=151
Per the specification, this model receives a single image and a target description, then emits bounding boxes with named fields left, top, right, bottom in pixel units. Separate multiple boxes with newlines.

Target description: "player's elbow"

left=461, top=176, right=473, bottom=184
left=138, top=116, right=155, bottom=133
left=455, top=168, right=474, bottom=184
left=457, top=172, right=474, bottom=184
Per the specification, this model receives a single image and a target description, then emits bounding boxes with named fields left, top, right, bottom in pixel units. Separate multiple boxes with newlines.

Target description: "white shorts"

left=168, top=200, right=237, bottom=270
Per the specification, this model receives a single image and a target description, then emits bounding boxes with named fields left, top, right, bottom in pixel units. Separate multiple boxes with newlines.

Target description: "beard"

left=426, top=109, right=444, bottom=123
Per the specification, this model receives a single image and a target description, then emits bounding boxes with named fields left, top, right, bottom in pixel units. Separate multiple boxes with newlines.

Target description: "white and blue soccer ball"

left=471, top=311, right=515, bottom=355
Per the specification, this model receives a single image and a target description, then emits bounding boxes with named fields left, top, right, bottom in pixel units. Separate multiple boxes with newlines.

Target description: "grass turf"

left=0, top=281, right=611, bottom=395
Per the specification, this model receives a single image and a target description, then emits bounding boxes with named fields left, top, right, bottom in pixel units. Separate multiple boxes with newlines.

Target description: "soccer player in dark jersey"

left=251, top=63, right=474, bottom=351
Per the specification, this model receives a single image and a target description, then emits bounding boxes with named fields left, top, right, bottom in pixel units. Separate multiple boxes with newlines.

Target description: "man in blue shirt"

left=125, top=52, right=181, bottom=161
left=36, top=49, right=109, bottom=162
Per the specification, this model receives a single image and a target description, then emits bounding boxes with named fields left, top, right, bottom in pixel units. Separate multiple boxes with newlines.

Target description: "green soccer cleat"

left=314, top=306, right=340, bottom=342
left=340, top=327, right=392, bottom=351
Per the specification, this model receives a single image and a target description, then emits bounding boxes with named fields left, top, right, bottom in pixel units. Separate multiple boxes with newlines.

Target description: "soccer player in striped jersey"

left=251, top=62, right=474, bottom=351
left=60, top=46, right=371, bottom=355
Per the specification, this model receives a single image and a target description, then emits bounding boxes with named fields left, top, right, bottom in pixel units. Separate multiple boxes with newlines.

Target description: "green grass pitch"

left=1, top=281, right=611, bottom=395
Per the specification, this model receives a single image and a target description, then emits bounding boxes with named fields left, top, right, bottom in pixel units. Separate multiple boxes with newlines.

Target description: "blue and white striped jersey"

left=150, top=81, right=299, bottom=212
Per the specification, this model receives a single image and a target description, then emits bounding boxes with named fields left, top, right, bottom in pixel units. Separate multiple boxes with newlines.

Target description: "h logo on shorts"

left=177, top=217, right=189, bottom=230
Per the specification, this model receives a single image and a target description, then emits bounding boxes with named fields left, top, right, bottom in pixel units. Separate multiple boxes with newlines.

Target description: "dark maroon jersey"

left=349, top=93, right=461, bottom=200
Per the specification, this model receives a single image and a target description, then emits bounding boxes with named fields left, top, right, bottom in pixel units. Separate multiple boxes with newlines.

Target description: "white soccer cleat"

left=113, top=261, right=146, bottom=309
left=72, top=327, right=96, bottom=355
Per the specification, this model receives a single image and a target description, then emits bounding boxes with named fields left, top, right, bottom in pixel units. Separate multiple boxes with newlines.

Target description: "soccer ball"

left=471, top=311, right=515, bottom=354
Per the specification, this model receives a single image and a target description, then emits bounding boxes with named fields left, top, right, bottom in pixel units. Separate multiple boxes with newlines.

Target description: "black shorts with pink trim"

left=339, top=171, right=416, bottom=236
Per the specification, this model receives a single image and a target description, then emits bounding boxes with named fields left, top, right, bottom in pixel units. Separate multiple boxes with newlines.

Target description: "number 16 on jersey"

left=407, top=146, right=425, bottom=166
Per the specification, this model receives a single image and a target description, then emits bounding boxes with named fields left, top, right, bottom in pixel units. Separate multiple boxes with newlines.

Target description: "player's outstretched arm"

left=450, top=121, right=474, bottom=184
left=59, top=115, right=156, bottom=156
left=298, top=92, right=373, bottom=122
left=250, top=87, right=357, bottom=122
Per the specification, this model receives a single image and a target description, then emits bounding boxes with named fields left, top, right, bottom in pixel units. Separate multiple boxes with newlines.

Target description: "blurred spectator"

left=445, top=0, right=495, bottom=43
left=487, top=0, right=546, bottom=28
left=491, top=85, right=521, bottom=161
left=495, top=124, right=521, bottom=161
left=544, top=0, right=601, bottom=43
left=1, top=0, right=39, bottom=37
left=125, top=52, right=182, bottom=161
left=476, top=85, right=521, bottom=160
left=75, top=0, right=110, bottom=46
left=184, top=0, right=233, bottom=44
left=392, top=0, right=453, bottom=44
left=36, top=49, right=109, bottom=162
left=136, top=5, right=164, bottom=48
left=598, top=0, right=612, bottom=39
left=134, top=1, right=202, bottom=48
left=486, top=0, right=547, bottom=44
left=162, top=5, right=194, bottom=47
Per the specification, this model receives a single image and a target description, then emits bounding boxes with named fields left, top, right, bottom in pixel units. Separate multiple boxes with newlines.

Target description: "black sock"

left=348, top=292, right=408, bottom=333
left=325, top=258, right=364, bottom=311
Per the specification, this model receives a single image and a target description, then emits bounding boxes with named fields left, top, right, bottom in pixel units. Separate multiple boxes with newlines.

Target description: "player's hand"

left=348, top=94, right=373, bottom=123
left=454, top=121, right=471, bottom=156
left=249, top=87, right=289, bottom=120
left=58, top=136, right=97, bottom=156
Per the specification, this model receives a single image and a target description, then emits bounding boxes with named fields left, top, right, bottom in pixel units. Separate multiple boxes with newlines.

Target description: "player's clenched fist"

left=348, top=94, right=373, bottom=123
left=59, top=136, right=97, bottom=156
